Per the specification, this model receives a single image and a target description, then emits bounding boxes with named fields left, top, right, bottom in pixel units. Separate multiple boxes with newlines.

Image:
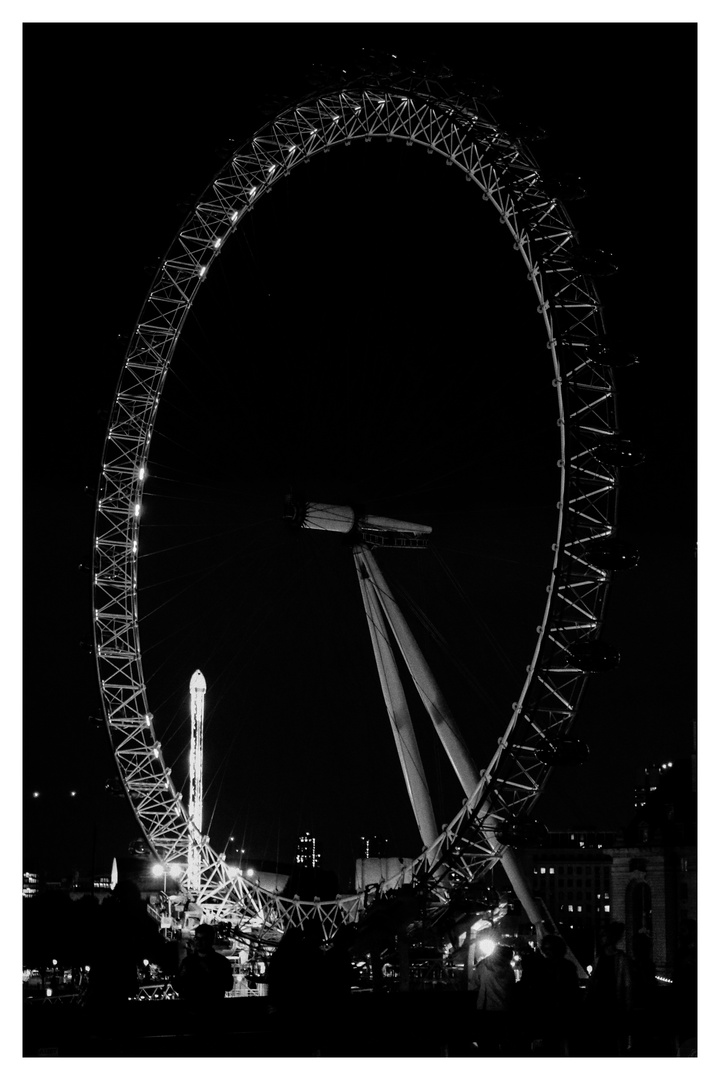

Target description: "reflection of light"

left=471, top=917, right=491, bottom=933
left=477, top=938, right=496, bottom=958
left=587, top=964, right=593, bottom=975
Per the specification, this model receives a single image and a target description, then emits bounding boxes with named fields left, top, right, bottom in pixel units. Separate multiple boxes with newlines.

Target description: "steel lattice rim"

left=93, top=64, right=619, bottom=940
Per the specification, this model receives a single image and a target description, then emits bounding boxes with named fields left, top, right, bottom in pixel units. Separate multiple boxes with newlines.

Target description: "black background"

left=23, top=22, right=696, bottom=890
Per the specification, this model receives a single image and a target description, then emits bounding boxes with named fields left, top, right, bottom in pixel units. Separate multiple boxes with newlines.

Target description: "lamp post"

left=152, top=862, right=169, bottom=894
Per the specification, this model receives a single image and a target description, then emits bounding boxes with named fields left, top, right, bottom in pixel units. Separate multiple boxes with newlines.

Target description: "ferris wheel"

left=92, top=55, right=639, bottom=944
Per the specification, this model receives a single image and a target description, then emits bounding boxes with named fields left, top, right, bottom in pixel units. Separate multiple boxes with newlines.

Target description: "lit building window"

left=540, top=867, right=546, bottom=874
left=604, top=905, right=611, bottom=913
left=549, top=867, right=555, bottom=874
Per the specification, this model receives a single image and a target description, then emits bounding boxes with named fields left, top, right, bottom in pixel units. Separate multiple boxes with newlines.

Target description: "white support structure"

left=353, top=527, right=550, bottom=945
left=188, top=669, right=207, bottom=893
left=355, top=563, right=439, bottom=849
left=354, top=544, right=481, bottom=800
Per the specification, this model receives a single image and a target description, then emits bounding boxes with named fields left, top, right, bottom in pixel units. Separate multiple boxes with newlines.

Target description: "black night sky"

left=22, top=22, right=697, bottom=892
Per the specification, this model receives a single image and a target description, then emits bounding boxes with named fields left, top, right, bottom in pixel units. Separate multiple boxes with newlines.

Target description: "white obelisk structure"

left=188, top=669, right=207, bottom=893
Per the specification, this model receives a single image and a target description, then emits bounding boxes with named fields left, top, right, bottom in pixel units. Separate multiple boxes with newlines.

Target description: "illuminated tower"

left=188, top=669, right=207, bottom=893
left=296, top=831, right=319, bottom=868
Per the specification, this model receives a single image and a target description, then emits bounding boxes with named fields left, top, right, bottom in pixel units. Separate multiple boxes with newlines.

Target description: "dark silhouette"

left=518, top=934, right=580, bottom=1055
left=625, top=932, right=662, bottom=1053
left=671, top=919, right=697, bottom=1055
left=266, top=923, right=327, bottom=1055
left=469, top=943, right=517, bottom=1055
left=176, top=923, right=234, bottom=1003
left=317, top=924, right=355, bottom=1055
left=84, top=880, right=169, bottom=1010
left=584, top=921, right=633, bottom=1055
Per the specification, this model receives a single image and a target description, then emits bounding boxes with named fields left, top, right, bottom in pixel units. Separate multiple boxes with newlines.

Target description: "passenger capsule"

left=583, top=538, right=640, bottom=571
left=547, top=246, right=618, bottom=276
left=591, top=438, right=645, bottom=467
left=496, top=819, right=549, bottom=847
left=585, top=337, right=639, bottom=369
left=536, top=738, right=591, bottom=766
left=543, top=174, right=587, bottom=201
left=566, top=641, right=621, bottom=672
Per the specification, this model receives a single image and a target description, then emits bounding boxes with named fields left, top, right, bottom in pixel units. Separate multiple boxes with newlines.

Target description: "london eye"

left=92, top=54, right=638, bottom=947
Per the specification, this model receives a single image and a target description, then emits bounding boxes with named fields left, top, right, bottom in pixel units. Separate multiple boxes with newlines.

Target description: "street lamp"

left=152, top=862, right=169, bottom=893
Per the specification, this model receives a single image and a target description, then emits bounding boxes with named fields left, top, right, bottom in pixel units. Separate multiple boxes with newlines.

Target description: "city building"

left=605, top=754, right=697, bottom=978
left=360, top=835, right=388, bottom=859
left=295, top=831, right=319, bottom=868
left=513, top=830, right=616, bottom=967
left=512, top=755, right=696, bottom=977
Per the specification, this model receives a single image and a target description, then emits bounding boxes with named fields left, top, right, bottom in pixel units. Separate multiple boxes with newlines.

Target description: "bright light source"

left=230, top=210, right=239, bottom=223
left=134, top=503, right=140, bottom=517
left=33, top=792, right=39, bottom=798
left=246, top=868, right=254, bottom=877
left=138, top=466, right=145, bottom=481
left=477, top=938, right=496, bottom=958
left=152, top=864, right=164, bottom=877
left=197, top=265, right=207, bottom=277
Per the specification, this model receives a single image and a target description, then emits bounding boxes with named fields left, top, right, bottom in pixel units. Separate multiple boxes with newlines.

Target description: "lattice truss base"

left=94, top=60, right=621, bottom=940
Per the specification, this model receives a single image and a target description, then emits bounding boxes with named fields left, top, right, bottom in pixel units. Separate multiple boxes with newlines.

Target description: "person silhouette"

left=517, top=934, right=580, bottom=1055
left=470, top=943, right=517, bottom=1055
left=585, top=921, right=633, bottom=1055
left=177, top=923, right=234, bottom=1003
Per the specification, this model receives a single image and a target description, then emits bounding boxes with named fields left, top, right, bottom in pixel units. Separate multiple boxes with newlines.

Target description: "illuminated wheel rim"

left=93, top=60, right=620, bottom=939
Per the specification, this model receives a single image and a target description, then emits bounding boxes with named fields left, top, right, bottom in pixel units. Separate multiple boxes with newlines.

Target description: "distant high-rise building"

left=296, top=831, right=319, bottom=868
left=22, top=871, right=39, bottom=899
left=634, top=760, right=676, bottom=813
left=360, top=834, right=388, bottom=859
